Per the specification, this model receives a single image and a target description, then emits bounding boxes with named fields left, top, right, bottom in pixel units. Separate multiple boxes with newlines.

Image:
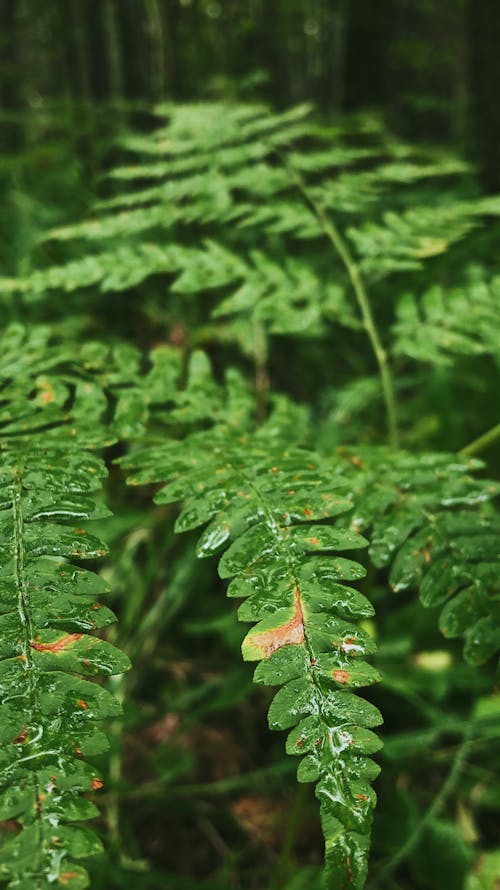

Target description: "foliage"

left=0, top=101, right=499, bottom=890
left=0, top=325, right=130, bottom=888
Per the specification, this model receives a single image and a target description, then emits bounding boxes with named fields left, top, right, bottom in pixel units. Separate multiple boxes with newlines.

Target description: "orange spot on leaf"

left=249, top=588, right=305, bottom=658
left=31, top=633, right=83, bottom=653
left=333, top=670, right=350, bottom=684
left=308, top=537, right=320, bottom=545
left=39, top=381, right=55, bottom=404
left=91, top=778, right=104, bottom=791
left=77, top=699, right=88, bottom=709
left=303, top=508, right=312, bottom=517
left=13, top=727, right=28, bottom=744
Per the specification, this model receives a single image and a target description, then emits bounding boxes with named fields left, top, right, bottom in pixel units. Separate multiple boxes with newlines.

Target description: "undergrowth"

left=0, top=102, right=499, bottom=890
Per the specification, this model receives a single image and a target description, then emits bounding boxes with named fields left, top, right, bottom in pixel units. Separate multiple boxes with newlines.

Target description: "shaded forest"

left=1, top=0, right=500, bottom=186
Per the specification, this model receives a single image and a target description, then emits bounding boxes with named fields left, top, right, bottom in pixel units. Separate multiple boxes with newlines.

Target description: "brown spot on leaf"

left=333, top=670, right=350, bottom=684
left=13, top=727, right=28, bottom=744
left=31, top=633, right=83, bottom=653
left=303, top=508, right=312, bottom=517
left=248, top=588, right=305, bottom=659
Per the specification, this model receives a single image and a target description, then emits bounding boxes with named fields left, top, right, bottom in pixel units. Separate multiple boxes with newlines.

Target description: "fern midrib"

left=230, top=459, right=359, bottom=815
left=12, top=464, right=46, bottom=886
left=279, top=153, right=399, bottom=449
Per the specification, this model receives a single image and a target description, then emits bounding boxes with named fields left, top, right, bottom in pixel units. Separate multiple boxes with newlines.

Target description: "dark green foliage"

left=333, top=448, right=500, bottom=663
left=0, top=99, right=499, bottom=890
left=0, top=326, right=129, bottom=889
left=123, top=414, right=381, bottom=888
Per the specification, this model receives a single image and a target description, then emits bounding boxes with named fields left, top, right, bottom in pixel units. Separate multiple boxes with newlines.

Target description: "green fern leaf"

left=336, top=448, right=500, bottom=664
left=393, top=280, right=500, bottom=365
left=123, top=419, right=382, bottom=889
left=0, top=326, right=130, bottom=889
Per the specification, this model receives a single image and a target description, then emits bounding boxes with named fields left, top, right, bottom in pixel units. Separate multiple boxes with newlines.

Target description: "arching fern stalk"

left=0, top=325, right=129, bottom=889
left=124, top=424, right=382, bottom=889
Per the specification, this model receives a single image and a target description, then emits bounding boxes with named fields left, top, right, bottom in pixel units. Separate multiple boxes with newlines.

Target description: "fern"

left=1, top=100, right=500, bottom=888
left=0, top=325, right=129, bottom=889
left=393, top=278, right=500, bottom=364
left=123, top=420, right=382, bottom=889
left=335, top=447, right=500, bottom=663
left=116, top=346, right=500, bottom=887
left=0, top=103, right=485, bottom=338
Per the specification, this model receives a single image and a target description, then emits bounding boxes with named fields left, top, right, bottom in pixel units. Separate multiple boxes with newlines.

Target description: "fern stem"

left=284, top=160, right=399, bottom=447
left=459, top=421, right=500, bottom=457
left=12, top=469, right=45, bottom=885
left=254, top=321, right=270, bottom=423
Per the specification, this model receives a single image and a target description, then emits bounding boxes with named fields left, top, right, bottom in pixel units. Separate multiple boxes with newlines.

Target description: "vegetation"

left=0, top=97, right=499, bottom=889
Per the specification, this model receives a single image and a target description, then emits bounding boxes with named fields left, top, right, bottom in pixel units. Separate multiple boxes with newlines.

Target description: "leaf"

left=124, top=395, right=382, bottom=889
left=0, top=331, right=129, bottom=889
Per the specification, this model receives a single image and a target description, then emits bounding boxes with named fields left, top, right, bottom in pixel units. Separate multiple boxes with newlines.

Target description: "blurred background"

left=1, top=0, right=499, bottom=187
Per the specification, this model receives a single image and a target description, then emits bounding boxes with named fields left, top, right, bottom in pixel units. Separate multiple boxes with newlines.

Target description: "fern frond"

left=336, top=448, right=500, bottom=664
left=122, top=401, right=382, bottom=889
left=393, top=279, right=500, bottom=364
left=0, top=102, right=481, bottom=347
left=346, top=203, right=479, bottom=279
left=0, top=325, right=129, bottom=889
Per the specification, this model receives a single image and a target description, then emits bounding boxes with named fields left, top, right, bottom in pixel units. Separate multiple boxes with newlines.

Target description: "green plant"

left=0, top=102, right=499, bottom=889
left=0, top=325, right=130, bottom=888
